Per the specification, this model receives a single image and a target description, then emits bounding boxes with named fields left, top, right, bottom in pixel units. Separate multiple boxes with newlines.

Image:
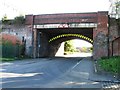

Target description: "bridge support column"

left=37, top=32, right=49, bottom=57
left=93, top=12, right=109, bottom=60
left=33, top=28, right=37, bottom=58
left=32, top=30, right=49, bottom=58
left=49, top=43, right=63, bottom=57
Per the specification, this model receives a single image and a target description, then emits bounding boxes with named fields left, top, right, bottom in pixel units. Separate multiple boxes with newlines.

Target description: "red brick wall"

left=25, top=13, right=97, bottom=25
left=93, top=11, right=108, bottom=38
left=25, top=15, right=33, bottom=25
left=109, top=18, right=120, bottom=56
left=113, top=37, right=120, bottom=56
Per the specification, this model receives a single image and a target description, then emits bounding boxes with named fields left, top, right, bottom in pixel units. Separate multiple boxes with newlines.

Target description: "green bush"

left=98, top=56, right=120, bottom=74
left=1, top=39, right=23, bottom=58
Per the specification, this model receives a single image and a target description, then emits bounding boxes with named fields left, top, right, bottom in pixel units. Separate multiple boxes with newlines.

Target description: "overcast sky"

left=72, top=39, right=92, bottom=47
left=1, top=0, right=110, bottom=19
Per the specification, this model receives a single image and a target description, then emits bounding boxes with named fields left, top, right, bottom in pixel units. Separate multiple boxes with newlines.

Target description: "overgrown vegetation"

left=0, top=29, right=2, bottom=32
left=2, top=15, right=25, bottom=25
left=0, top=34, right=25, bottom=61
left=0, top=57, right=15, bottom=62
left=98, top=56, right=120, bottom=74
left=64, top=40, right=77, bottom=54
left=13, top=15, right=25, bottom=25
left=0, top=56, right=31, bottom=62
left=64, top=40, right=93, bottom=55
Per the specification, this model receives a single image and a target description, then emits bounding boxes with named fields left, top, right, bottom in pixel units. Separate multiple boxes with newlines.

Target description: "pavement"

left=0, top=57, right=120, bottom=89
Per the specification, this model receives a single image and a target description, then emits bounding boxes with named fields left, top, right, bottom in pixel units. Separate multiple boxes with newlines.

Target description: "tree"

left=13, top=15, right=25, bottom=25
left=110, top=0, right=120, bottom=35
left=115, top=0, right=120, bottom=35
left=115, top=0, right=120, bottom=19
left=64, top=40, right=76, bottom=53
left=2, top=15, right=25, bottom=25
left=109, top=0, right=120, bottom=18
left=2, top=14, right=7, bottom=21
left=2, top=14, right=8, bottom=25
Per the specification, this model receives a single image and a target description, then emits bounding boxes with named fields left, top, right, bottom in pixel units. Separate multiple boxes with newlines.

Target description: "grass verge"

left=0, top=56, right=31, bottom=62
left=0, top=57, right=15, bottom=62
left=98, top=56, right=120, bottom=74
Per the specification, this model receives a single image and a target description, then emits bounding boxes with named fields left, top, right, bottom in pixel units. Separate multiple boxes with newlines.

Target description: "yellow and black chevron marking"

left=49, top=34, right=93, bottom=43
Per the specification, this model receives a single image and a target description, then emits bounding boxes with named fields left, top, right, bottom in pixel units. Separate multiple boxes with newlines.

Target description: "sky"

left=1, top=0, right=110, bottom=19
left=72, top=39, right=92, bottom=47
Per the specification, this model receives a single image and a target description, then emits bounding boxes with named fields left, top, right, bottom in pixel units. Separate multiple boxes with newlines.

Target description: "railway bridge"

left=25, top=11, right=109, bottom=59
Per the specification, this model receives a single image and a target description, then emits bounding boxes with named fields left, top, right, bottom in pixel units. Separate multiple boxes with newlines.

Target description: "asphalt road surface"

left=0, top=57, right=118, bottom=88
